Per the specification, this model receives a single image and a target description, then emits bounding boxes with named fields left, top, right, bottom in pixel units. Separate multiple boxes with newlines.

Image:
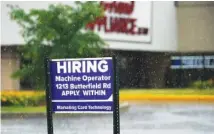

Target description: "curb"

left=1, top=113, right=47, bottom=119
left=120, top=94, right=214, bottom=102
left=1, top=102, right=130, bottom=119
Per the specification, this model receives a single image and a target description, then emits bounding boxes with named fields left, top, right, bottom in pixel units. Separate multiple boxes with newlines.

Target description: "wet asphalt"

left=1, top=103, right=214, bottom=134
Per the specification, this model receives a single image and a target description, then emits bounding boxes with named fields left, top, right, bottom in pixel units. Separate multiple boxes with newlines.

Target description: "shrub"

left=1, top=90, right=46, bottom=106
left=190, top=79, right=214, bottom=89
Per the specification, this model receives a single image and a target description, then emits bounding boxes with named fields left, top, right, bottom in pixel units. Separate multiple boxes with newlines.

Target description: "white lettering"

left=103, top=83, right=111, bottom=88
left=82, top=75, right=88, bottom=81
left=82, top=75, right=111, bottom=82
left=55, top=76, right=62, bottom=81
left=83, top=90, right=106, bottom=96
left=82, top=61, right=86, bottom=73
left=78, top=105, right=87, bottom=110
left=72, top=61, right=81, bottom=73
left=62, top=90, right=66, bottom=96
left=88, top=105, right=111, bottom=111
left=70, top=83, right=102, bottom=89
left=57, top=61, right=67, bottom=73
left=56, top=60, right=110, bottom=74
left=61, top=90, right=80, bottom=96
left=98, top=60, right=108, bottom=72
left=55, top=75, right=81, bottom=82
left=87, top=61, right=97, bottom=73
left=57, top=105, right=77, bottom=110
left=68, top=61, right=72, bottom=73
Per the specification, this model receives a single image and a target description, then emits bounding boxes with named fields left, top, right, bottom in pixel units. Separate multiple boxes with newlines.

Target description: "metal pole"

left=113, top=56, right=120, bottom=134
left=45, top=58, right=54, bottom=134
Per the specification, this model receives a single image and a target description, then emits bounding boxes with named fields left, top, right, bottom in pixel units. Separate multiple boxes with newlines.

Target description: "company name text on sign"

left=86, top=1, right=152, bottom=43
left=170, top=56, right=214, bottom=69
left=49, top=57, right=114, bottom=113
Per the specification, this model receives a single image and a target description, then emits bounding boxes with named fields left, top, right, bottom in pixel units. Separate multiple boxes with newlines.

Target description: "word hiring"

left=56, top=60, right=109, bottom=74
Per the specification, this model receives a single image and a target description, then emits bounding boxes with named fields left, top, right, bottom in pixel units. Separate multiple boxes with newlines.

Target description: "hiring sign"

left=49, top=57, right=114, bottom=113
left=45, top=57, right=120, bottom=134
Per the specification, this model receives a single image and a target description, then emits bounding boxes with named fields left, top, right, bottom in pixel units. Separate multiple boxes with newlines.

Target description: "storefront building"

left=166, top=1, right=214, bottom=88
left=1, top=1, right=196, bottom=90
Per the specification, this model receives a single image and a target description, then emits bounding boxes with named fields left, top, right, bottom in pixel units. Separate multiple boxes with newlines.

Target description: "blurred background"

left=1, top=1, right=214, bottom=134
left=1, top=1, right=214, bottom=90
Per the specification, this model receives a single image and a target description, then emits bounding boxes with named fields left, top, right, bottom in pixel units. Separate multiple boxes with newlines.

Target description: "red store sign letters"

left=86, top=1, right=149, bottom=35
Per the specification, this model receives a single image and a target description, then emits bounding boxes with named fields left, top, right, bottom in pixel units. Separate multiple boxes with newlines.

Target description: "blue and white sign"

left=49, top=57, right=114, bottom=113
left=171, top=55, right=214, bottom=69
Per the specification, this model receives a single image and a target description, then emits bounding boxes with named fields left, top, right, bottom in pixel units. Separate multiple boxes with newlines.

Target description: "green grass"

left=1, top=106, right=46, bottom=113
left=120, top=88, right=214, bottom=95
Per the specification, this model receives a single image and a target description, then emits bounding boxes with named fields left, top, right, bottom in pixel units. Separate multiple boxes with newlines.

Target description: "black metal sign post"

left=113, top=56, right=120, bottom=134
left=45, top=58, right=54, bottom=134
